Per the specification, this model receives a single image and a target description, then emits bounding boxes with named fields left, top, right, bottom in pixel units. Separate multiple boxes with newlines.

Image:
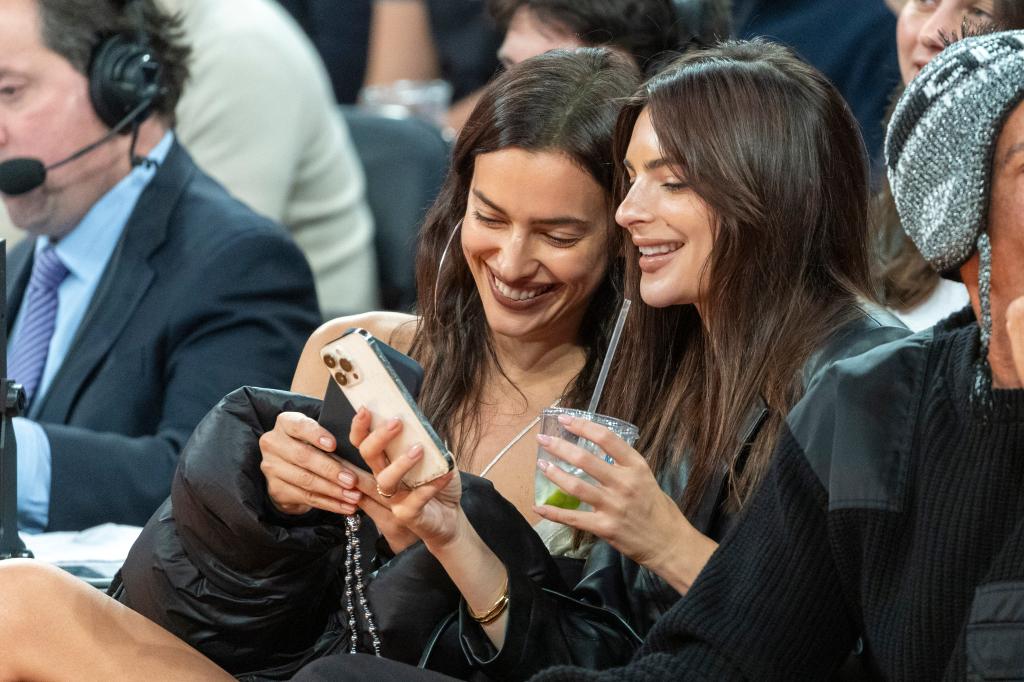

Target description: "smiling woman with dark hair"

left=0, top=48, right=640, bottom=681
left=318, top=38, right=908, bottom=681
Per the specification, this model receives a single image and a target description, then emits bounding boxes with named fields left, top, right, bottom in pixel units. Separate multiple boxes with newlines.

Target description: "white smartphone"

left=320, top=328, right=453, bottom=488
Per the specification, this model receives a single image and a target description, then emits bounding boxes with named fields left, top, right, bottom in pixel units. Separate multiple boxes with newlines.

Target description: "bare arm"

left=290, top=311, right=417, bottom=396
left=364, top=0, right=440, bottom=86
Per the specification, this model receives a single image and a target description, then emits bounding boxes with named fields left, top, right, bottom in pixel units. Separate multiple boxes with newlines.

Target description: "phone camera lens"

left=323, top=355, right=336, bottom=368
left=340, top=358, right=354, bottom=372
left=335, top=371, right=348, bottom=386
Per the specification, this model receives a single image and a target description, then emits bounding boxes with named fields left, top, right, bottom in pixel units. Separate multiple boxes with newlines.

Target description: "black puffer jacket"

left=110, top=387, right=564, bottom=680
left=112, top=308, right=907, bottom=681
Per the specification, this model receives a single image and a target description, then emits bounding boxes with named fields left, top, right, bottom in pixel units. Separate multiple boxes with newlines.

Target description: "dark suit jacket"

left=5, top=141, right=321, bottom=531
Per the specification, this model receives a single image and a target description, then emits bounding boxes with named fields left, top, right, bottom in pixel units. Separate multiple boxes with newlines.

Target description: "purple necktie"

left=8, top=246, right=69, bottom=405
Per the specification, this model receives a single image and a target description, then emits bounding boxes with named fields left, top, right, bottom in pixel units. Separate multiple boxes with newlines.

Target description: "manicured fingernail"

left=536, top=434, right=552, bottom=445
left=343, top=490, right=361, bottom=502
left=537, top=459, right=549, bottom=471
left=557, top=414, right=573, bottom=425
left=387, top=418, right=401, bottom=430
left=408, top=444, right=423, bottom=460
left=319, top=437, right=334, bottom=449
left=338, top=471, right=355, bottom=486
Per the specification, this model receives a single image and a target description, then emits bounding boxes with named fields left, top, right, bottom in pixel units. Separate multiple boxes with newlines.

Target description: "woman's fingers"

left=277, top=411, right=336, bottom=451
left=536, top=456, right=602, bottom=508
left=536, top=433, right=615, bottom=486
left=374, top=443, right=424, bottom=495
left=356, top=417, right=404, bottom=475
left=263, top=457, right=359, bottom=505
left=557, top=415, right=641, bottom=467
left=270, top=479, right=358, bottom=516
left=532, top=502, right=601, bottom=535
left=389, top=471, right=452, bottom=525
left=348, top=407, right=372, bottom=448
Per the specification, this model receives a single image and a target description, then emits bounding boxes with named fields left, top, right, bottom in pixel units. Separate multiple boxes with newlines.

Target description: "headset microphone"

left=0, top=95, right=155, bottom=197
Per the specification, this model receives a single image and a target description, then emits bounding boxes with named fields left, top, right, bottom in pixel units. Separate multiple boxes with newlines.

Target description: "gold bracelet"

left=468, top=575, right=510, bottom=625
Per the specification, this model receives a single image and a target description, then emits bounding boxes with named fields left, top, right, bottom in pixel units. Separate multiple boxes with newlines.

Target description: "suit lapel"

left=31, top=143, right=195, bottom=422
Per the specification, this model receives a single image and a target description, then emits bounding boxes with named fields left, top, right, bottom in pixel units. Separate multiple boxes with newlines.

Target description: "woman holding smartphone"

left=306, top=39, right=910, bottom=680
left=0, top=49, right=640, bottom=681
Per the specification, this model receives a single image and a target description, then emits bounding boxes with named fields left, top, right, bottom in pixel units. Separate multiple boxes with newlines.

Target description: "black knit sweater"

left=533, top=310, right=1024, bottom=681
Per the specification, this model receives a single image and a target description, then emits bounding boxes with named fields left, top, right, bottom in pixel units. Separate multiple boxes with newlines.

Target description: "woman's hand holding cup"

left=534, top=412, right=717, bottom=594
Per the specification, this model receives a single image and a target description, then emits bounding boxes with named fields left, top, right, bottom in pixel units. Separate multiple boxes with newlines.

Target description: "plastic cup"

left=358, top=79, right=453, bottom=129
left=534, top=407, right=639, bottom=511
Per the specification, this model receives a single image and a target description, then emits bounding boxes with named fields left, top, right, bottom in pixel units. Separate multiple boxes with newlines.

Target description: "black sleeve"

left=45, top=229, right=319, bottom=530
left=528, top=429, right=859, bottom=681
left=456, top=530, right=644, bottom=679
left=111, top=387, right=349, bottom=674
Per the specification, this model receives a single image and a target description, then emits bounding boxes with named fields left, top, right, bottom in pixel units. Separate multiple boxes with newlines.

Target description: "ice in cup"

left=534, top=407, right=640, bottom=511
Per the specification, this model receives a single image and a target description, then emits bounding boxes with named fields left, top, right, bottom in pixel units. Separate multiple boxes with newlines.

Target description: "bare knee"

left=0, top=560, right=76, bottom=675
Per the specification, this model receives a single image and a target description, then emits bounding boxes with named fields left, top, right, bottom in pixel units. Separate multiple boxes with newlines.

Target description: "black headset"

left=87, top=0, right=163, bottom=131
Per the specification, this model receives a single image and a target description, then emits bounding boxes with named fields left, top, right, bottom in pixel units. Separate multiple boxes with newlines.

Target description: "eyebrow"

left=471, top=189, right=589, bottom=227
left=1002, top=142, right=1024, bottom=168
left=622, top=158, right=674, bottom=172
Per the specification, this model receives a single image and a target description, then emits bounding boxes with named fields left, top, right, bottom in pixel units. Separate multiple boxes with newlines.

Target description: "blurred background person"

left=0, top=0, right=380, bottom=317
left=491, top=0, right=733, bottom=73
left=161, top=0, right=378, bottom=316
left=734, top=0, right=901, bottom=169
left=276, top=0, right=372, bottom=104
left=362, top=0, right=503, bottom=134
left=0, top=0, right=319, bottom=532
left=875, top=0, right=1023, bottom=330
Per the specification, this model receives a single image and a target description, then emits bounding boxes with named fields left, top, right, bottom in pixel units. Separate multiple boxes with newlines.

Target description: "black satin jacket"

left=111, top=307, right=907, bottom=681
left=452, top=306, right=910, bottom=681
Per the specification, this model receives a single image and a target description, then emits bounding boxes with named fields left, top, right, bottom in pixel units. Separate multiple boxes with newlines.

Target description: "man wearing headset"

left=0, top=0, right=320, bottom=532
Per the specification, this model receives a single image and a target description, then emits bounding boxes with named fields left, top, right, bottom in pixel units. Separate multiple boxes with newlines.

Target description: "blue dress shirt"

left=13, top=132, right=174, bottom=532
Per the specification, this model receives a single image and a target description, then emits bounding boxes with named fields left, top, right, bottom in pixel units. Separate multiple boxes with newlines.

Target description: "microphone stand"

left=0, top=239, right=31, bottom=560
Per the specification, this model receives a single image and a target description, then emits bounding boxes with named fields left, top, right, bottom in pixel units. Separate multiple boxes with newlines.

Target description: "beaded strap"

left=343, top=515, right=382, bottom=656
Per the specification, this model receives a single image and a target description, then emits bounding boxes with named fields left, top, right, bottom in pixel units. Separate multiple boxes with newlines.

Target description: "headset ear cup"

left=88, top=34, right=162, bottom=130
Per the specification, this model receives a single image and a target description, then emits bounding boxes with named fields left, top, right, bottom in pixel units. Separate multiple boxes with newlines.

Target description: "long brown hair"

left=409, top=48, right=640, bottom=462
left=599, top=40, right=877, bottom=515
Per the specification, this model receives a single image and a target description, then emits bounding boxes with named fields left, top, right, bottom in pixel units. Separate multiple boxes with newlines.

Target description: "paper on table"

left=20, top=523, right=142, bottom=565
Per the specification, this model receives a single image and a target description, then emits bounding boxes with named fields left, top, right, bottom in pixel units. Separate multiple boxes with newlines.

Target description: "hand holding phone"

left=320, top=329, right=453, bottom=488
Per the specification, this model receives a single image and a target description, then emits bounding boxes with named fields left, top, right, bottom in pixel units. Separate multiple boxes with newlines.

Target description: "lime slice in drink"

left=543, top=489, right=581, bottom=510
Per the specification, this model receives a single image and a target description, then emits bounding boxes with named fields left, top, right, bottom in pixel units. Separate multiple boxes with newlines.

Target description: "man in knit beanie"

left=521, top=30, right=1024, bottom=682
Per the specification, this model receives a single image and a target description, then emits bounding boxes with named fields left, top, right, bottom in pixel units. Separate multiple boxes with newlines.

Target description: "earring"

left=433, top=220, right=462, bottom=312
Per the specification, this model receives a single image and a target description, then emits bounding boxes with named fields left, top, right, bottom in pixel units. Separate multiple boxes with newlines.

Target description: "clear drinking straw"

left=586, top=298, right=632, bottom=414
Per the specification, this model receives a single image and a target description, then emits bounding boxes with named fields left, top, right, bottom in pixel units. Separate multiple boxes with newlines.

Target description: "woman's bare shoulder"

left=291, top=312, right=420, bottom=396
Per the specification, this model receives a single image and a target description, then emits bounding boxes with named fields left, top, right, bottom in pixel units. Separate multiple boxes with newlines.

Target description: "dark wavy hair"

left=37, top=0, right=190, bottom=124
left=489, top=0, right=733, bottom=74
left=408, top=48, right=639, bottom=461
left=599, top=40, right=876, bottom=516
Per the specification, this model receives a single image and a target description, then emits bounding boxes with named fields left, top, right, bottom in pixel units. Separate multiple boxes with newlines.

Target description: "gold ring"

left=376, top=482, right=396, bottom=499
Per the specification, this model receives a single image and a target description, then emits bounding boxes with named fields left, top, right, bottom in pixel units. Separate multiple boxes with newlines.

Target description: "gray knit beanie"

left=886, top=30, right=1024, bottom=406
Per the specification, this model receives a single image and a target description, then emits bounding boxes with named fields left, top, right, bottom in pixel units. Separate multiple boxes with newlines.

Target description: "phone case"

left=317, top=341, right=425, bottom=473
left=321, top=328, right=454, bottom=488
